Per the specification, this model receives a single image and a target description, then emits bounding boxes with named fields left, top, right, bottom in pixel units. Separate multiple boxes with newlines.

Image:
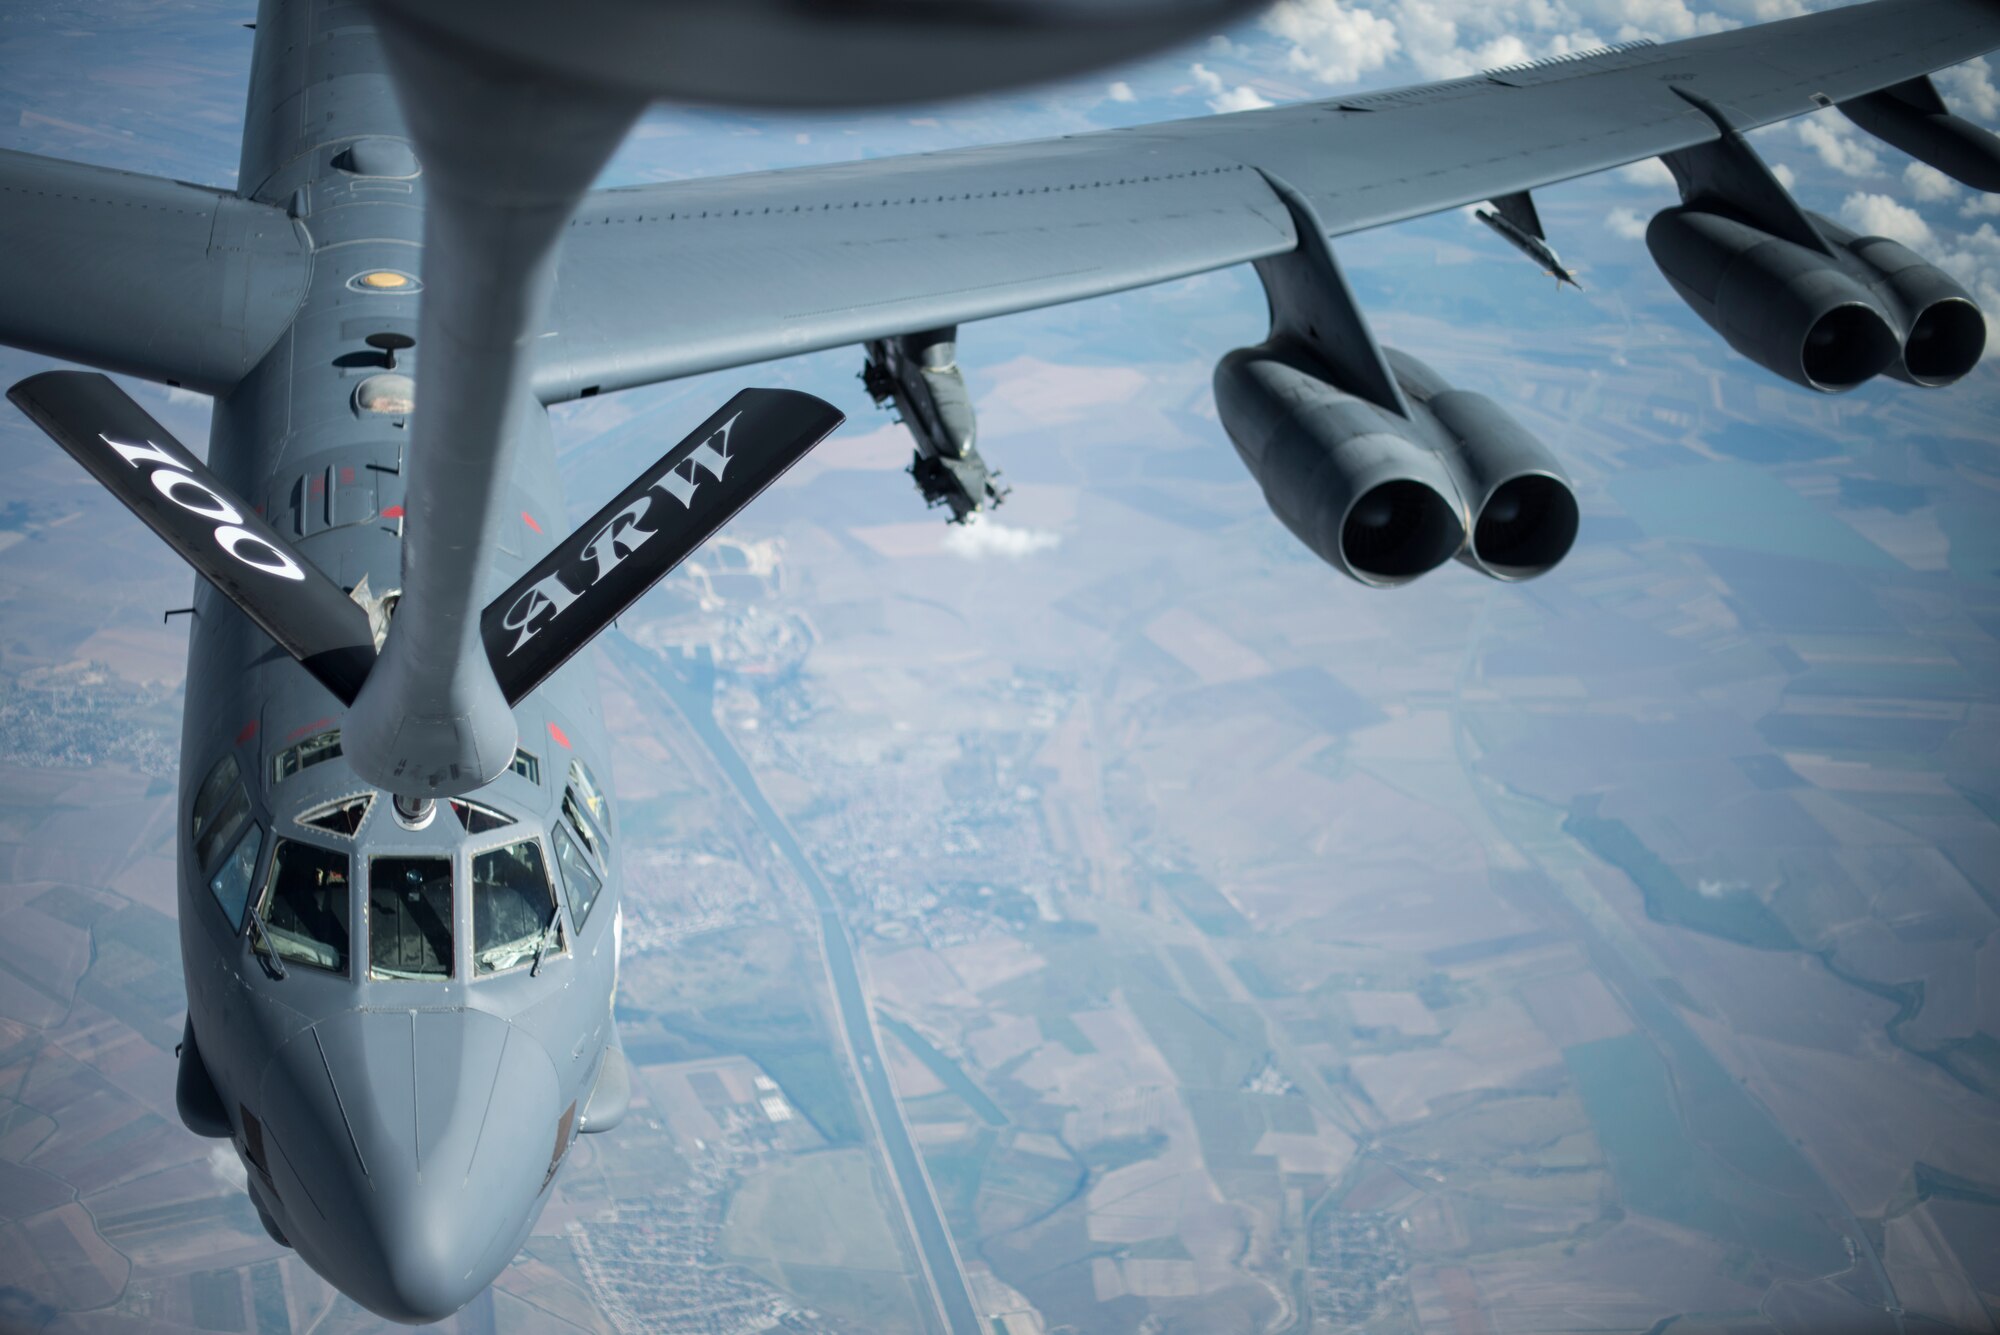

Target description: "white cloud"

left=1797, top=113, right=1881, bottom=177
left=1213, top=85, right=1276, bottom=112
left=1840, top=192, right=1935, bottom=249
left=1718, top=0, right=1808, bottom=18
left=1904, top=162, right=1959, bottom=203
left=1962, top=193, right=2000, bottom=219
left=1189, top=62, right=1274, bottom=113
left=1262, top=0, right=1400, bottom=86
left=209, top=1144, right=247, bottom=1192
left=1261, top=0, right=1743, bottom=86
left=1928, top=221, right=2000, bottom=359
left=1621, top=157, right=1677, bottom=189
left=1770, top=161, right=1797, bottom=190
left=1106, top=80, right=1136, bottom=103
left=1938, top=56, right=2000, bottom=122
left=942, top=515, right=1061, bottom=561
left=166, top=386, right=210, bottom=407
left=1605, top=206, right=1649, bottom=241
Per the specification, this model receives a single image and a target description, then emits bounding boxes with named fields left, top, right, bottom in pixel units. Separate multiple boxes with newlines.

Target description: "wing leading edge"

left=535, top=0, right=2000, bottom=403
left=0, top=151, right=309, bottom=394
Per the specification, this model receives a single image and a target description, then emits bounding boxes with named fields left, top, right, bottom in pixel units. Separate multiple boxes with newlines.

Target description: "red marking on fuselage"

left=235, top=719, right=259, bottom=746
left=381, top=505, right=405, bottom=519
left=340, top=466, right=356, bottom=484
left=522, top=511, right=542, bottom=534
left=548, top=721, right=571, bottom=749
left=287, top=715, right=333, bottom=742
left=310, top=475, right=325, bottom=495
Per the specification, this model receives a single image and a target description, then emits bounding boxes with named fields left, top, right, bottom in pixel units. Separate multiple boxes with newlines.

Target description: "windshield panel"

left=259, top=839, right=351, bottom=974
left=473, top=840, right=561, bottom=975
left=300, top=795, right=370, bottom=837
left=369, top=856, right=453, bottom=979
left=272, top=730, right=342, bottom=785
left=207, top=823, right=263, bottom=929
left=552, top=824, right=603, bottom=930
left=451, top=800, right=515, bottom=835
left=192, top=754, right=250, bottom=871
left=567, top=759, right=610, bottom=836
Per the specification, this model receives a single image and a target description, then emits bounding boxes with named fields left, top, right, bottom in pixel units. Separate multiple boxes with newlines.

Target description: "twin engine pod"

left=1214, top=338, right=1579, bottom=588
left=1646, top=205, right=1985, bottom=393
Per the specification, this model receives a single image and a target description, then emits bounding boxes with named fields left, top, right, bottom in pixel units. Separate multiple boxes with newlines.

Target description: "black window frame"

left=469, top=835, right=567, bottom=977
left=550, top=823, right=604, bottom=932
left=207, top=820, right=265, bottom=932
left=253, top=836, right=354, bottom=977
left=270, top=729, right=344, bottom=787
left=191, top=752, right=252, bottom=874
left=366, top=853, right=457, bottom=981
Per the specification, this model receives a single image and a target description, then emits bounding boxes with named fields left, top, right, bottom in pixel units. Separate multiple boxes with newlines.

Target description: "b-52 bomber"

left=3, top=0, right=1997, bottom=1323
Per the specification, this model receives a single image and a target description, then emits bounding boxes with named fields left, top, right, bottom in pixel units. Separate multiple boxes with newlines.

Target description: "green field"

left=721, top=1149, right=908, bottom=1273
left=878, top=1013, right=1007, bottom=1127
left=1566, top=1034, right=1845, bottom=1274
left=1565, top=804, right=1798, bottom=952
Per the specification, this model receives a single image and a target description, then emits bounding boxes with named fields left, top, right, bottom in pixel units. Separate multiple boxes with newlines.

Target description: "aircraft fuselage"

left=172, top=1, right=625, bottom=1321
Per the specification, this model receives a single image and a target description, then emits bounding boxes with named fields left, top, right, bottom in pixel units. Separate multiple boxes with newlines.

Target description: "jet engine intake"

left=1647, top=206, right=1908, bottom=392
left=1216, top=341, right=1580, bottom=587
left=1808, top=213, right=1987, bottom=387
left=1647, top=206, right=1902, bottom=392
left=1387, top=352, right=1579, bottom=581
left=1215, top=340, right=1466, bottom=587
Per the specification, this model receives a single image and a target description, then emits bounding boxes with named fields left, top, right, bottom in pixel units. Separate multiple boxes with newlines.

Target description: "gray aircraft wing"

left=533, top=0, right=2000, bottom=403
left=0, top=150, right=309, bottom=394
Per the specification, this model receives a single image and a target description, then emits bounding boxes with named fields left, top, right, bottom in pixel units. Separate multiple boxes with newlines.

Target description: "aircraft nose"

left=258, top=1008, right=563, bottom=1324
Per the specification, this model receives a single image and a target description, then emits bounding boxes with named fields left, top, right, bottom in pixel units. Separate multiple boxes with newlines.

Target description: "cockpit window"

left=567, top=759, right=610, bottom=836
left=192, top=753, right=251, bottom=871
left=272, top=730, right=343, bottom=785
left=451, top=800, right=514, bottom=835
left=369, top=856, right=454, bottom=979
left=473, top=840, right=563, bottom=975
left=561, top=788, right=603, bottom=861
left=561, top=757, right=612, bottom=864
left=257, top=840, right=351, bottom=975
left=208, top=823, right=263, bottom=929
left=551, top=824, right=603, bottom=930
left=510, top=749, right=541, bottom=785
left=299, top=795, right=370, bottom=837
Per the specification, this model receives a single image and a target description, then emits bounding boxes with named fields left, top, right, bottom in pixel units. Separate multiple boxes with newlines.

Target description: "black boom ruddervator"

left=8, top=368, right=843, bottom=719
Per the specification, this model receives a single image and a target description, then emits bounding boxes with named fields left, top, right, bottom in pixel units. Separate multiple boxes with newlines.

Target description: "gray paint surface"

left=0, top=0, right=1995, bottom=1326
left=532, top=0, right=2000, bottom=400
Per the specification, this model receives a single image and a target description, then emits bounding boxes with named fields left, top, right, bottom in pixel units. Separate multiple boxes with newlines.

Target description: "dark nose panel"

left=262, top=1009, right=561, bottom=1324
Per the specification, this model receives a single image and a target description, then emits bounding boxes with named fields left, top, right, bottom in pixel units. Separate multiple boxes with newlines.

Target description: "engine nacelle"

left=1387, top=351, right=1579, bottom=581
left=1647, top=206, right=1902, bottom=393
left=1842, top=85, right=2000, bottom=193
left=1215, top=341, right=1578, bottom=586
left=1808, top=213, right=1986, bottom=387
left=1216, top=341, right=1463, bottom=586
